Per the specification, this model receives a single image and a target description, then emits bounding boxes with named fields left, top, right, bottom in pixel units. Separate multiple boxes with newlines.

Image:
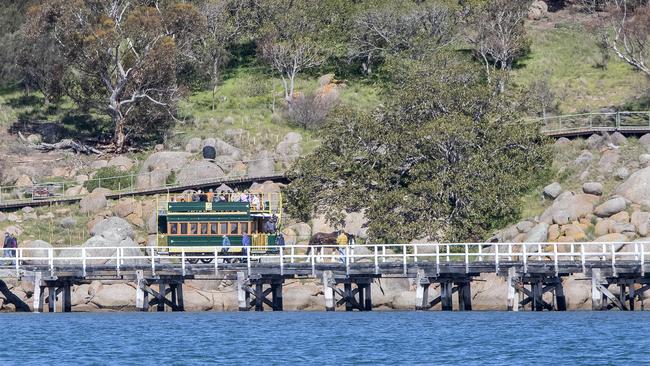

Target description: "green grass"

left=513, top=21, right=648, bottom=113
left=176, top=68, right=381, bottom=154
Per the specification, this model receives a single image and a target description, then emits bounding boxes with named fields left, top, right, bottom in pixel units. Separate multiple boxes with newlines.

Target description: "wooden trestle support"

left=321, top=271, right=374, bottom=311
left=136, top=270, right=185, bottom=312
left=32, top=272, right=77, bottom=313
left=414, top=269, right=473, bottom=311
left=506, top=267, right=567, bottom=311
left=590, top=268, right=650, bottom=311
left=237, top=272, right=284, bottom=311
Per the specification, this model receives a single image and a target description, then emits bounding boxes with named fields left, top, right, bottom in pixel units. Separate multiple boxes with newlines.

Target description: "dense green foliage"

left=84, top=166, right=137, bottom=192
left=287, top=54, right=552, bottom=242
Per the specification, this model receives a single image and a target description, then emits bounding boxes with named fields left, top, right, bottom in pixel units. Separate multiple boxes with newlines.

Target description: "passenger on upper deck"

left=251, top=194, right=261, bottom=210
left=206, top=189, right=214, bottom=202
left=240, top=191, right=249, bottom=202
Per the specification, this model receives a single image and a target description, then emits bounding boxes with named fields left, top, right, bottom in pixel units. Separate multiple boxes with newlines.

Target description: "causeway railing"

left=533, top=111, right=650, bottom=136
left=0, top=155, right=296, bottom=207
left=2, top=242, right=648, bottom=278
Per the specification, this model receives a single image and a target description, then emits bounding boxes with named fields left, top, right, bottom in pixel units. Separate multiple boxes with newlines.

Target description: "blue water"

left=1, top=312, right=648, bottom=365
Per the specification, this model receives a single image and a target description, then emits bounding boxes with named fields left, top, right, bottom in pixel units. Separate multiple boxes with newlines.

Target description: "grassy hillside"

left=514, top=16, right=648, bottom=113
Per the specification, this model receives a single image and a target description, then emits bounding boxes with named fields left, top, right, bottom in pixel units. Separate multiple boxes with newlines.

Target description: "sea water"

left=1, top=311, right=648, bottom=365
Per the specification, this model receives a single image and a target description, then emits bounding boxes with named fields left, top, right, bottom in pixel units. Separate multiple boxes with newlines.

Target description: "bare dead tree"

left=260, top=39, right=325, bottom=103
left=24, top=1, right=204, bottom=152
left=348, top=3, right=456, bottom=74
left=599, top=0, right=650, bottom=77
left=466, top=0, right=531, bottom=93
left=200, top=0, right=246, bottom=110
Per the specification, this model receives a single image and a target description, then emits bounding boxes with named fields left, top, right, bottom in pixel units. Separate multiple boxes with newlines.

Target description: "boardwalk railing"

left=0, top=155, right=296, bottom=208
left=533, top=111, right=650, bottom=136
left=2, top=242, right=648, bottom=278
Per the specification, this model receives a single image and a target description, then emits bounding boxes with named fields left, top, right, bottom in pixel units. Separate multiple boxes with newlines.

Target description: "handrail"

left=526, top=111, right=650, bottom=136
left=0, top=154, right=298, bottom=207
left=3, top=241, right=649, bottom=278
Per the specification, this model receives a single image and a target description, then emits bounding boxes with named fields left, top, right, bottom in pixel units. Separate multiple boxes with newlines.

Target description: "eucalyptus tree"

left=287, top=53, right=551, bottom=243
left=24, top=0, right=205, bottom=151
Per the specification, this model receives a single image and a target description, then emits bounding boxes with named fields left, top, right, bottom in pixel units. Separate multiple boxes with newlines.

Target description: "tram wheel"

left=186, top=258, right=199, bottom=264
left=200, top=258, right=213, bottom=264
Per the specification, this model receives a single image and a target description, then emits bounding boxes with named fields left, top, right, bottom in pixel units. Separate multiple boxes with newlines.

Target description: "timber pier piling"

left=2, top=242, right=650, bottom=312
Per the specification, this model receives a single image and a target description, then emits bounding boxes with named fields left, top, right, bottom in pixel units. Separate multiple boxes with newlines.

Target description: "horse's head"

left=346, top=233, right=356, bottom=245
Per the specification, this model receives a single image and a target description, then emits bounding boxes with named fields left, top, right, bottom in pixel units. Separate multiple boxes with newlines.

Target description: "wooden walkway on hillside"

left=0, top=173, right=288, bottom=210
left=537, top=111, right=650, bottom=138
left=2, top=242, right=650, bottom=312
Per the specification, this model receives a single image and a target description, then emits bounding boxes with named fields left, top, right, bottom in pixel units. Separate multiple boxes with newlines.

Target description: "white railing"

left=2, top=242, right=648, bottom=278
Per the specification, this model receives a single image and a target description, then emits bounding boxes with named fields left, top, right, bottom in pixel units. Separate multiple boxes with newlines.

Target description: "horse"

left=306, top=231, right=356, bottom=262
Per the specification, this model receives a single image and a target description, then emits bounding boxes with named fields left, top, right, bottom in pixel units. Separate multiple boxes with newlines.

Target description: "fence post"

left=616, top=112, right=621, bottom=129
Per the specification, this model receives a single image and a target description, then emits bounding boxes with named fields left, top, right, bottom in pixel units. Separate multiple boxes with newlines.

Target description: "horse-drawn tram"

left=156, top=192, right=282, bottom=263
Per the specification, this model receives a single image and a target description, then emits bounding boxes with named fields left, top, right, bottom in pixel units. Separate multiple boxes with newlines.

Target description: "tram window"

left=190, top=223, right=198, bottom=235
left=169, top=223, right=178, bottom=234
left=210, top=223, right=218, bottom=235
left=180, top=223, right=188, bottom=235
left=241, top=222, right=249, bottom=234
left=200, top=223, right=208, bottom=235
left=251, top=221, right=257, bottom=233
left=230, top=222, right=239, bottom=235
left=220, top=223, right=228, bottom=235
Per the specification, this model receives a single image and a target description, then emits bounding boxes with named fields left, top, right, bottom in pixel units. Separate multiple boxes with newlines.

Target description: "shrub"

left=286, top=90, right=340, bottom=130
left=84, top=166, right=135, bottom=192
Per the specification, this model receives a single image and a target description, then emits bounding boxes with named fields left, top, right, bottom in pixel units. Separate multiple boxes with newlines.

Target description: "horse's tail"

left=306, top=242, right=312, bottom=256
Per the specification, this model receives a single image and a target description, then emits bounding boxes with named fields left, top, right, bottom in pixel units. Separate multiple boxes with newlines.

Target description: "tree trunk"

left=211, top=57, right=221, bottom=111
left=114, top=115, right=127, bottom=153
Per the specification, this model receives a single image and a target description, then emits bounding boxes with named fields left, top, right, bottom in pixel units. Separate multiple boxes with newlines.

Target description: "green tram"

left=156, top=192, right=282, bottom=263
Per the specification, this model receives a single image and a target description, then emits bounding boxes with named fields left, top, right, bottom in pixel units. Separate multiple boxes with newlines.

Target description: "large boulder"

left=176, top=160, right=226, bottom=185
left=582, top=182, right=603, bottom=196
left=111, top=199, right=142, bottom=219
left=90, top=283, right=136, bottom=310
left=276, top=132, right=302, bottom=164
left=528, top=0, right=548, bottom=20
left=248, top=150, right=275, bottom=177
left=90, top=217, right=135, bottom=239
left=539, top=192, right=599, bottom=224
left=639, top=154, right=650, bottom=168
left=574, top=150, right=593, bottom=166
left=615, top=167, right=629, bottom=180
left=79, top=191, right=108, bottom=214
left=65, top=185, right=88, bottom=197
left=249, top=180, right=282, bottom=194
left=615, top=167, right=650, bottom=204
left=136, top=151, right=192, bottom=189
left=214, top=138, right=242, bottom=160
left=78, top=232, right=143, bottom=266
left=185, top=137, right=202, bottom=153
left=15, top=174, right=33, bottom=188
left=587, top=134, right=605, bottom=150
left=631, top=211, right=650, bottom=236
left=543, top=182, right=562, bottom=200
left=594, top=197, right=627, bottom=217
left=598, top=149, right=619, bottom=174
left=524, top=223, right=549, bottom=243
left=107, top=156, right=135, bottom=172
left=20, top=240, right=52, bottom=265
left=640, top=133, right=650, bottom=150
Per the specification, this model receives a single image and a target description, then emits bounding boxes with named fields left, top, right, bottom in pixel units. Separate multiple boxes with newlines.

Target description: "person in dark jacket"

left=2, top=232, right=10, bottom=262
